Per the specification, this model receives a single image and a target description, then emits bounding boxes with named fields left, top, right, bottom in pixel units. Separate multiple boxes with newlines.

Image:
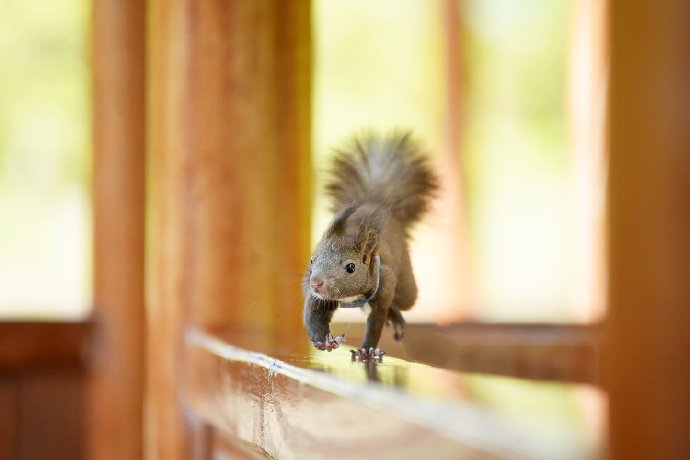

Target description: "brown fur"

left=303, top=131, right=438, bottom=350
left=326, top=131, right=438, bottom=233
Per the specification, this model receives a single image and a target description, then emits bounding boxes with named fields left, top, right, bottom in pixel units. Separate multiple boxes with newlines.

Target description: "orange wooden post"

left=607, top=1, right=690, bottom=458
left=147, top=1, right=311, bottom=458
left=433, top=0, right=475, bottom=321
left=89, top=0, right=146, bottom=458
left=567, top=0, right=608, bottom=322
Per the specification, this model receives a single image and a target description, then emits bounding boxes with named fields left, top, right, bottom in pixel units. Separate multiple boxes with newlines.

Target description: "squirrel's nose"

left=311, top=277, right=324, bottom=290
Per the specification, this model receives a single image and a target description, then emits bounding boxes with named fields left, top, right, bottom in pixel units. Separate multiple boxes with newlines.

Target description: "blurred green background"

left=0, top=0, right=592, bottom=323
left=0, top=0, right=91, bottom=318
left=314, top=0, right=579, bottom=322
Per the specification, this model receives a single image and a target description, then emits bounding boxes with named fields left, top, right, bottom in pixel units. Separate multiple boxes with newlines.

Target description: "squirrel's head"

left=306, top=203, right=383, bottom=302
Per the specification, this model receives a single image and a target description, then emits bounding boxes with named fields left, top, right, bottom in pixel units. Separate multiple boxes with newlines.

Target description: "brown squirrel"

left=303, top=131, right=438, bottom=358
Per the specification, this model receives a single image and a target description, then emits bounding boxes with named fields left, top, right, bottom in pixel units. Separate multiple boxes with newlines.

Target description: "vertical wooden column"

left=90, top=0, right=146, bottom=458
left=435, top=0, right=475, bottom=321
left=147, top=1, right=311, bottom=458
left=415, top=0, right=473, bottom=323
left=567, top=0, right=608, bottom=322
left=607, top=2, right=690, bottom=458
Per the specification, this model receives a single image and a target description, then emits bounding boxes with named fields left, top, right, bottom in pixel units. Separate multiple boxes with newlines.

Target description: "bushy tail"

left=325, top=131, right=439, bottom=229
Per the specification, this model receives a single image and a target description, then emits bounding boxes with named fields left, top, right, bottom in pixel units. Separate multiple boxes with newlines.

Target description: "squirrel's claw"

left=312, top=333, right=346, bottom=351
left=350, top=347, right=385, bottom=362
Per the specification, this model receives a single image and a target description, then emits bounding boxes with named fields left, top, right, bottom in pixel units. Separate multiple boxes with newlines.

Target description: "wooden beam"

left=0, top=321, right=90, bottom=373
left=607, top=1, right=690, bottom=458
left=185, top=329, right=602, bottom=459
left=90, top=0, right=146, bottom=457
left=147, top=1, right=311, bottom=457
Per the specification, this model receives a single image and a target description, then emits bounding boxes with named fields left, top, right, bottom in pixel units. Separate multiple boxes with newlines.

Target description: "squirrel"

left=303, top=131, right=439, bottom=358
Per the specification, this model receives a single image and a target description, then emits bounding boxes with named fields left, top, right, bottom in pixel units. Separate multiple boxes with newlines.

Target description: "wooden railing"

left=0, top=319, right=603, bottom=458
left=182, top=326, right=604, bottom=458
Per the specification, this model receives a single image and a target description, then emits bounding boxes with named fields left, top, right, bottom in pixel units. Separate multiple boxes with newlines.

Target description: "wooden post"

left=89, top=0, right=146, bottom=458
left=436, top=0, right=475, bottom=321
left=147, top=1, right=311, bottom=458
left=567, top=0, right=608, bottom=322
left=607, top=1, right=690, bottom=458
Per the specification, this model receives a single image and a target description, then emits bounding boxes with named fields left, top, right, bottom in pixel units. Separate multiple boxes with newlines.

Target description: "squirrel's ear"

left=357, top=227, right=378, bottom=264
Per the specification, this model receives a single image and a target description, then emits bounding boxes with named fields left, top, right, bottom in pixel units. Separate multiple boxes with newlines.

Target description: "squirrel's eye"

left=345, top=263, right=356, bottom=274
left=310, top=257, right=314, bottom=264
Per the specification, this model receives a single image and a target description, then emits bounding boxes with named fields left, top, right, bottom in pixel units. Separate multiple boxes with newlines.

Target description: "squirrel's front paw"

left=312, top=333, right=346, bottom=352
left=350, top=347, right=385, bottom=362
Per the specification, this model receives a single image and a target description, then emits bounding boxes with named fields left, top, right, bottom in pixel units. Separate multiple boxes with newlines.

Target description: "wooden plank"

left=89, top=0, right=146, bottom=457
left=145, top=0, right=189, bottom=453
left=0, top=321, right=90, bottom=373
left=0, top=379, right=18, bottom=458
left=147, top=1, right=311, bottom=458
left=607, top=1, right=690, bottom=458
left=185, top=329, right=603, bottom=459
left=0, top=323, right=89, bottom=458
left=20, top=372, right=85, bottom=460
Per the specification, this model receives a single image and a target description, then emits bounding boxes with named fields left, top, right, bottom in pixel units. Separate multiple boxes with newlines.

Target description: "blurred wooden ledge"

left=338, top=322, right=601, bottom=384
left=0, top=320, right=91, bottom=374
left=185, top=328, right=603, bottom=459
